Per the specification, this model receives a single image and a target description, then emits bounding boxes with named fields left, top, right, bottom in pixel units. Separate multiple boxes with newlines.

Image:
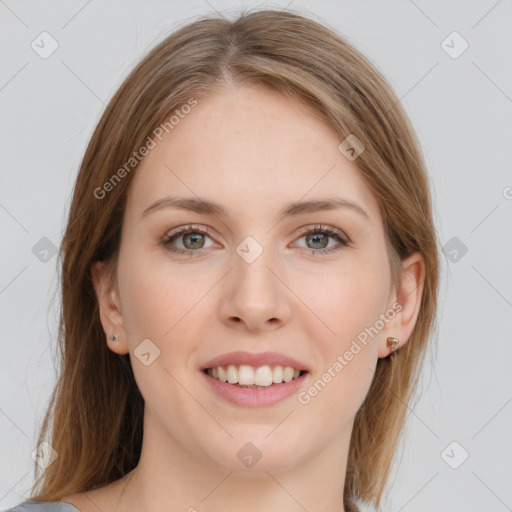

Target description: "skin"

left=63, top=85, right=424, bottom=512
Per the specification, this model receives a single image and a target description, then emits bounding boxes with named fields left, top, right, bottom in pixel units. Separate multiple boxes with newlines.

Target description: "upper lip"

left=200, top=351, right=310, bottom=372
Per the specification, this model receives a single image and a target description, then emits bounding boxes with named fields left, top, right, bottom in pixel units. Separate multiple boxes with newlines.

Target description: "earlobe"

left=91, top=260, right=129, bottom=355
left=379, top=252, right=425, bottom=358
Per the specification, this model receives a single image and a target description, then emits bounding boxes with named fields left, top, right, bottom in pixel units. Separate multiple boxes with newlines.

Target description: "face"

left=97, top=85, right=409, bottom=474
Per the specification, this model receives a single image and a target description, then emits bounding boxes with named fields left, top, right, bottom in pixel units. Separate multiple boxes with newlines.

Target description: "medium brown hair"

left=30, top=8, right=439, bottom=511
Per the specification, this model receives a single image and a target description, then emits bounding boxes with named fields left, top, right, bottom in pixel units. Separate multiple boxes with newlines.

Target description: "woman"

left=8, top=7, right=439, bottom=512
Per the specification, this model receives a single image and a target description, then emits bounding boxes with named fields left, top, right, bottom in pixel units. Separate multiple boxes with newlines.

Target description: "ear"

left=91, top=260, right=129, bottom=355
left=378, top=252, right=425, bottom=358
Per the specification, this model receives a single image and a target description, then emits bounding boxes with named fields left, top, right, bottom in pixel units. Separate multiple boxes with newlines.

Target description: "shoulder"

left=7, top=476, right=128, bottom=512
left=4, top=501, right=81, bottom=512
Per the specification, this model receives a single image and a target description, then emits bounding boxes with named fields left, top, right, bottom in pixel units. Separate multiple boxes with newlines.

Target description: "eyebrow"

left=141, top=196, right=370, bottom=222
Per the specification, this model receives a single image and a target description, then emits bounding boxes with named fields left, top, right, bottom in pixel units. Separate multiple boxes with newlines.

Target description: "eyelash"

left=161, top=224, right=350, bottom=257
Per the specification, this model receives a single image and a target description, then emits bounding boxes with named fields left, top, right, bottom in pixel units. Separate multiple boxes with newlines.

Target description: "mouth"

left=199, top=351, right=311, bottom=406
left=202, top=364, right=308, bottom=389
left=201, top=364, right=310, bottom=407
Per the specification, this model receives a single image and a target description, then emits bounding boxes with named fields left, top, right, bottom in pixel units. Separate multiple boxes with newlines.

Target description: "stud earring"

left=387, top=336, right=399, bottom=353
left=110, top=334, right=119, bottom=342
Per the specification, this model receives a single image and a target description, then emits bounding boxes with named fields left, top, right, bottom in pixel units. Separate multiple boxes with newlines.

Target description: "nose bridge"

left=233, top=233, right=279, bottom=301
left=220, top=233, right=291, bottom=330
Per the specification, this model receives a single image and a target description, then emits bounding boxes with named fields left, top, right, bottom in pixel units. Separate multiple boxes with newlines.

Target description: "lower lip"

left=201, top=370, right=309, bottom=407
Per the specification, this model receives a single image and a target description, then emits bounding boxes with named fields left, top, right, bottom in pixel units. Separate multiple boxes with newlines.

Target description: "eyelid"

left=164, top=223, right=213, bottom=238
left=295, top=223, right=349, bottom=242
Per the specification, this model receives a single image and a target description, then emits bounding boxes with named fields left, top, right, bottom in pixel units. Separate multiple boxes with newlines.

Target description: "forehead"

left=125, top=85, right=381, bottom=225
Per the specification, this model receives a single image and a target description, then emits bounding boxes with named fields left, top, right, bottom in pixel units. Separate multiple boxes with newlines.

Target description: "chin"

left=201, top=433, right=309, bottom=474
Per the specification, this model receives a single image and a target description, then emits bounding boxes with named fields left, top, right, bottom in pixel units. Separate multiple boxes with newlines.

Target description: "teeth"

left=227, top=364, right=238, bottom=384
left=239, top=364, right=255, bottom=385
left=254, top=365, right=273, bottom=386
left=272, top=365, right=283, bottom=383
left=206, top=364, right=304, bottom=386
left=283, top=366, right=294, bottom=382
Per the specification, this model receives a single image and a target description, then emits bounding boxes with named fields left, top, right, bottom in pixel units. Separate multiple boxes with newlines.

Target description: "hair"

left=29, top=7, right=439, bottom=511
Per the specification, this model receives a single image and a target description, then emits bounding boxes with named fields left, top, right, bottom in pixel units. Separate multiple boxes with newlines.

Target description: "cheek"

left=117, top=247, right=205, bottom=344
left=294, top=255, right=390, bottom=415
left=296, top=254, right=390, bottom=343
left=117, top=251, right=206, bottom=405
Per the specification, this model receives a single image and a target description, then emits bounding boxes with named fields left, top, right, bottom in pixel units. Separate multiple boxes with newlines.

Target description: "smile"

left=201, top=366, right=309, bottom=407
left=204, top=364, right=306, bottom=388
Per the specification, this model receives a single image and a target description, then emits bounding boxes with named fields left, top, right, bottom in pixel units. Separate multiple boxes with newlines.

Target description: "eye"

left=292, top=224, right=350, bottom=255
left=162, top=224, right=215, bottom=256
left=161, top=223, right=350, bottom=257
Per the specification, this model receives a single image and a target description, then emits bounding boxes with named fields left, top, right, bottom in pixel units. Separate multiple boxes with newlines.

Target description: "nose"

left=218, top=245, right=292, bottom=332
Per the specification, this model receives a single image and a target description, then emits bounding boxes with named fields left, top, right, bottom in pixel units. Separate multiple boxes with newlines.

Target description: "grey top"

left=6, top=499, right=359, bottom=512
left=5, top=502, right=80, bottom=511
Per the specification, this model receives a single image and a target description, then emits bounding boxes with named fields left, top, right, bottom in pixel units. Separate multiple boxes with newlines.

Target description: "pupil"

left=308, top=233, right=327, bottom=249
left=185, top=233, right=204, bottom=249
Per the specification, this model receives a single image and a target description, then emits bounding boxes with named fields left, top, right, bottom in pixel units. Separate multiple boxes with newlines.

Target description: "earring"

left=110, top=334, right=119, bottom=342
left=387, top=336, right=399, bottom=353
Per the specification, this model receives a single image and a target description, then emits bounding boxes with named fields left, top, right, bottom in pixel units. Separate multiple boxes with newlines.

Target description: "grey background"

left=1, top=1, right=511, bottom=511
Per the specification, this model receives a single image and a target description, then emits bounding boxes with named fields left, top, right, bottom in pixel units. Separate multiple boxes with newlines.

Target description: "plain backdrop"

left=1, top=1, right=511, bottom=511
